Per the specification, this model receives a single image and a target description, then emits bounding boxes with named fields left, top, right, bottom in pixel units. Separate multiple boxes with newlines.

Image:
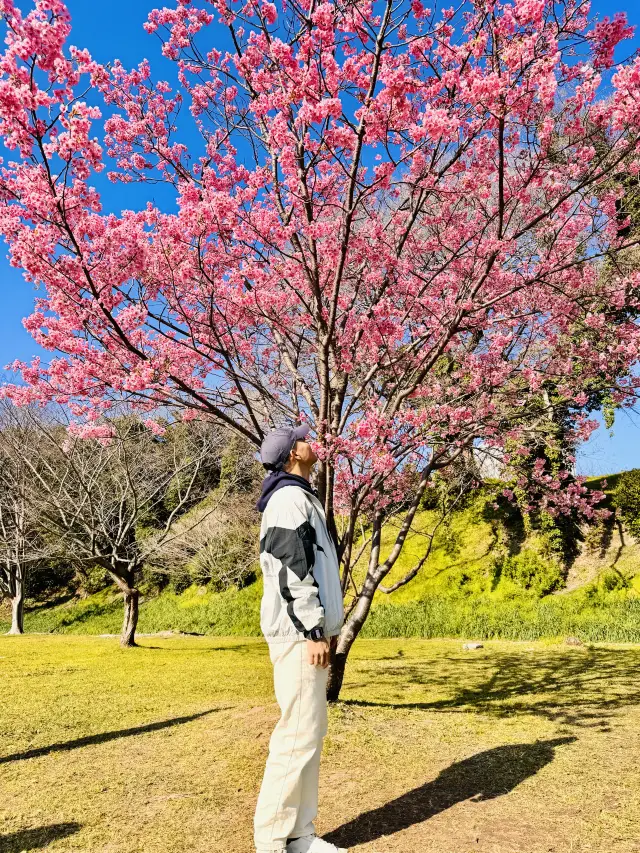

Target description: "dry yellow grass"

left=1, top=635, right=639, bottom=853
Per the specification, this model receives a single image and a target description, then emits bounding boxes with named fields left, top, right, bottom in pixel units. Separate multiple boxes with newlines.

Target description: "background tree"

left=146, top=495, right=260, bottom=592
left=0, top=404, right=226, bottom=645
left=0, top=441, right=50, bottom=635
left=0, top=0, right=640, bottom=692
left=144, top=433, right=261, bottom=592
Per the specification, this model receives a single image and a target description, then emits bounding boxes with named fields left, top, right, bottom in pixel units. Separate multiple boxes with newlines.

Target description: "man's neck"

left=284, top=464, right=311, bottom=482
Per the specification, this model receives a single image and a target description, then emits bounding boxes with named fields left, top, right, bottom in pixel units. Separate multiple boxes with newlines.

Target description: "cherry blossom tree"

left=1, top=0, right=640, bottom=693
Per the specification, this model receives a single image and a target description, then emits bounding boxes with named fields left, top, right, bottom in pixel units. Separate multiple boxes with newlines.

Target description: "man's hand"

left=307, top=637, right=330, bottom=668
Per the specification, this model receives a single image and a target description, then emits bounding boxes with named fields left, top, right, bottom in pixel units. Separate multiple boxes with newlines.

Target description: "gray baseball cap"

left=259, top=423, right=311, bottom=471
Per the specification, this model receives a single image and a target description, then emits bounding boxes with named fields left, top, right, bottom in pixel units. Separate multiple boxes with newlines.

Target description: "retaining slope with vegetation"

left=3, top=474, right=639, bottom=643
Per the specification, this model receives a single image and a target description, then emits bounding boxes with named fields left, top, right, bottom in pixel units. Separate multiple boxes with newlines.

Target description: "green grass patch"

left=0, top=581, right=263, bottom=637
left=1, top=635, right=639, bottom=852
left=4, top=578, right=640, bottom=643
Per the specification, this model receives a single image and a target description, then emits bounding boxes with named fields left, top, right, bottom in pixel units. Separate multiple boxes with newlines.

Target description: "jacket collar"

left=255, top=470, right=318, bottom=513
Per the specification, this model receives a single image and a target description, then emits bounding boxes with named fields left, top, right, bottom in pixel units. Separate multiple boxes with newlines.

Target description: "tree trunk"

left=327, top=572, right=378, bottom=701
left=326, top=471, right=433, bottom=700
left=107, top=566, right=140, bottom=648
left=8, top=583, right=24, bottom=635
left=121, top=588, right=139, bottom=647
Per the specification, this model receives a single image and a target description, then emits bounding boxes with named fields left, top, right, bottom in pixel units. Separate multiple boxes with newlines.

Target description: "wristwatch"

left=306, top=626, right=325, bottom=642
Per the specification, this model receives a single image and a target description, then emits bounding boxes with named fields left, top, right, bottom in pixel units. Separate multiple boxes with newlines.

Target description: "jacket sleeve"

left=265, top=493, right=325, bottom=638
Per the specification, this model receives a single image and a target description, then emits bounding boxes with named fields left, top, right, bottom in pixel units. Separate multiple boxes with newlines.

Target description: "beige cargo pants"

left=254, top=638, right=329, bottom=853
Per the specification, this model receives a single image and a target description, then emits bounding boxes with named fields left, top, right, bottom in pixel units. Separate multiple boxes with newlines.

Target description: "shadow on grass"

left=139, top=642, right=260, bottom=652
left=343, top=647, right=640, bottom=728
left=0, top=709, right=223, bottom=765
left=0, top=822, right=81, bottom=852
left=24, top=591, right=78, bottom=613
left=56, top=599, right=122, bottom=628
left=324, top=737, right=575, bottom=848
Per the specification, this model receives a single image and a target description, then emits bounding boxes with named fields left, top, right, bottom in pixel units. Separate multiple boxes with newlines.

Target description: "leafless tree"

left=0, top=444, right=49, bottom=635
left=144, top=494, right=259, bottom=591
left=0, top=403, right=227, bottom=646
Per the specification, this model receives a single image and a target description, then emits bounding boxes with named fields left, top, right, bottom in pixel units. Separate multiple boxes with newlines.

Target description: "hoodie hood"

left=255, top=470, right=318, bottom=513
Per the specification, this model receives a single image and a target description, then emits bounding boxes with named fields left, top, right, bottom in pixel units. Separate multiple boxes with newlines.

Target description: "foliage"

left=5, top=468, right=637, bottom=637
left=613, top=469, right=640, bottom=538
left=79, top=566, right=113, bottom=596
left=599, top=568, right=630, bottom=593
left=497, top=550, right=565, bottom=597
left=4, top=580, right=640, bottom=643
left=361, top=593, right=640, bottom=643
left=0, top=583, right=263, bottom=637
left=219, top=435, right=261, bottom=494
left=0, top=404, right=227, bottom=644
left=156, top=506, right=259, bottom=594
left=23, top=558, right=76, bottom=601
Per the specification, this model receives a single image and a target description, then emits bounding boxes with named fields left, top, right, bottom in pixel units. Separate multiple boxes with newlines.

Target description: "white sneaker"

left=287, top=835, right=347, bottom=853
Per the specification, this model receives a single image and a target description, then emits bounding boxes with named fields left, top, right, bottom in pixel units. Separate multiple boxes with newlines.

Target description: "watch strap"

left=306, top=626, right=325, bottom=641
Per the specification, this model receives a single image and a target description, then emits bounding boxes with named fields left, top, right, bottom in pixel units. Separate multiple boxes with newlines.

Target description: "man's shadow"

left=324, top=737, right=576, bottom=848
left=0, top=822, right=81, bottom=853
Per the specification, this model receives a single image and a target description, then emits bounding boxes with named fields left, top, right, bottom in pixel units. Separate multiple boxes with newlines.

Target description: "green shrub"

left=600, top=569, right=629, bottom=593
left=613, top=469, right=640, bottom=538
left=219, top=435, right=261, bottom=493
left=168, top=570, right=194, bottom=595
left=80, top=566, right=113, bottom=595
left=538, top=508, right=581, bottom=563
left=583, top=517, right=610, bottom=555
left=499, top=550, right=565, bottom=596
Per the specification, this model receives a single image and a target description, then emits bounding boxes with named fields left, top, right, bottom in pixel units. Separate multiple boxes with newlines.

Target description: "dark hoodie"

left=255, top=469, right=318, bottom=513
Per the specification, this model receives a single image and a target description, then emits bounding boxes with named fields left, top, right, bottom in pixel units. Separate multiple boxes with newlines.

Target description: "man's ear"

left=284, top=444, right=297, bottom=469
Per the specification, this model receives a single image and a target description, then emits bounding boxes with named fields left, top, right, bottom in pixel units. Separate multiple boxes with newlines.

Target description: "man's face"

left=292, top=439, right=318, bottom=466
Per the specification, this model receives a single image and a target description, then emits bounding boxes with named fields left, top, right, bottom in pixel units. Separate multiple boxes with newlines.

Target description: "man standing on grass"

left=254, top=423, right=347, bottom=853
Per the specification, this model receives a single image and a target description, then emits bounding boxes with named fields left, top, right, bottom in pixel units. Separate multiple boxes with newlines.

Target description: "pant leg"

left=287, top=649, right=329, bottom=839
left=254, top=639, right=329, bottom=852
left=287, top=724, right=326, bottom=840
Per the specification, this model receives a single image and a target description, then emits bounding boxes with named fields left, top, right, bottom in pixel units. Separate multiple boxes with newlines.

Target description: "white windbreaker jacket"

left=258, top=483, right=345, bottom=644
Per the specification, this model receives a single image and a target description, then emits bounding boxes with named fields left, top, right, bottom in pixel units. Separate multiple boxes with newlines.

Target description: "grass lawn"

left=1, top=636, right=639, bottom=853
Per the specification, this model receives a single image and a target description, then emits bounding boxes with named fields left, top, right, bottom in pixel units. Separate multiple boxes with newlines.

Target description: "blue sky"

left=1, top=0, right=639, bottom=475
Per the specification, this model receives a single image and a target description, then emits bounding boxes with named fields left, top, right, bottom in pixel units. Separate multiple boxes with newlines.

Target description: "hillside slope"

left=3, top=480, right=639, bottom=640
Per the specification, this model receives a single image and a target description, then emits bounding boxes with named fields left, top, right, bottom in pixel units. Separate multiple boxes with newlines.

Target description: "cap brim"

left=292, top=423, right=311, bottom=440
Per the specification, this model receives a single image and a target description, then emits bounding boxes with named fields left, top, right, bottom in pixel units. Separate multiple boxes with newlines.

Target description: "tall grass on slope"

left=4, top=583, right=640, bottom=643
left=361, top=594, right=640, bottom=643
left=1, top=583, right=262, bottom=637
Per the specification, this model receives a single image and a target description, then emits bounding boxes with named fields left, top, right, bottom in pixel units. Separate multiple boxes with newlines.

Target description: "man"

left=254, top=423, right=347, bottom=853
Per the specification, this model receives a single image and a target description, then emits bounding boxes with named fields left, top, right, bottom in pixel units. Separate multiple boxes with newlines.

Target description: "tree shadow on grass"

left=342, top=647, right=640, bottom=728
left=324, top=737, right=575, bottom=849
left=55, top=600, right=121, bottom=628
left=0, top=708, right=224, bottom=765
left=25, top=591, right=78, bottom=613
left=0, top=822, right=81, bottom=852
left=139, top=642, right=258, bottom=652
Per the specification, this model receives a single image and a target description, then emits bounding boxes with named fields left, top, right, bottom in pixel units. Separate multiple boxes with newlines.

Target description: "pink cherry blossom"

left=0, top=0, right=637, bottom=559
